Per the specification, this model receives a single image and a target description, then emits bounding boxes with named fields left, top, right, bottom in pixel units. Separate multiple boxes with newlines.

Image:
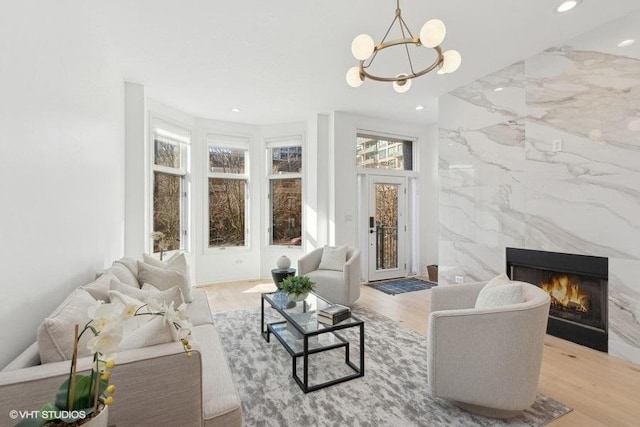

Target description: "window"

left=356, top=134, right=413, bottom=171
left=268, top=143, right=302, bottom=246
left=151, top=123, right=190, bottom=254
left=208, top=141, right=249, bottom=247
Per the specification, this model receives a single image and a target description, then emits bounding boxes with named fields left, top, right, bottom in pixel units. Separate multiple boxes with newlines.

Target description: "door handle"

left=369, top=229, right=375, bottom=234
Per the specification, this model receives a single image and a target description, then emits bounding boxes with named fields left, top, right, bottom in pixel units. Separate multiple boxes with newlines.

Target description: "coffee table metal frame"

left=261, top=291, right=365, bottom=393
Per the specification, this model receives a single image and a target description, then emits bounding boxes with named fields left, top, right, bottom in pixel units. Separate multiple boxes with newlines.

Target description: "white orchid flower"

left=145, top=298, right=165, bottom=312
left=92, top=302, right=124, bottom=332
left=87, top=323, right=123, bottom=355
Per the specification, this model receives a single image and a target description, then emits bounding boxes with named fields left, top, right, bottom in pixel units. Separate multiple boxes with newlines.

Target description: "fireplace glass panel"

left=511, top=266, right=606, bottom=331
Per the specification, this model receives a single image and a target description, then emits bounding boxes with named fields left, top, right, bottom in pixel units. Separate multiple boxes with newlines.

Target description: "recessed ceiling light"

left=415, top=105, right=424, bottom=111
left=618, top=39, right=635, bottom=47
left=556, top=0, right=581, bottom=13
left=494, top=87, right=504, bottom=92
left=231, top=108, right=241, bottom=113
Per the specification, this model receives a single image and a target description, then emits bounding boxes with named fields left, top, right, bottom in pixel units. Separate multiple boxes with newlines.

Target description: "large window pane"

left=209, top=147, right=246, bottom=174
left=271, top=146, right=302, bottom=174
left=356, top=136, right=413, bottom=171
left=271, top=179, right=302, bottom=245
left=375, top=184, right=398, bottom=270
left=209, top=178, right=246, bottom=247
left=154, top=136, right=181, bottom=169
left=153, top=171, right=181, bottom=252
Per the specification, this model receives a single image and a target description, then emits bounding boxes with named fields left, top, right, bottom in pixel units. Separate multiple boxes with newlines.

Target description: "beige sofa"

left=427, top=281, right=550, bottom=418
left=0, top=258, right=243, bottom=427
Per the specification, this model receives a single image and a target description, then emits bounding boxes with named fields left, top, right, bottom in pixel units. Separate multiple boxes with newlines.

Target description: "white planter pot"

left=81, top=406, right=109, bottom=427
left=288, top=292, right=308, bottom=302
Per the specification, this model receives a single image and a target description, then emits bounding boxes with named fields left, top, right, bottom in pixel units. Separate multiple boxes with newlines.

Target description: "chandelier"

left=346, top=0, right=461, bottom=93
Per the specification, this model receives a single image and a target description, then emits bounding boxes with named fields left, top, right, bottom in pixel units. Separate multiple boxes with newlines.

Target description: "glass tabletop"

left=263, top=291, right=362, bottom=334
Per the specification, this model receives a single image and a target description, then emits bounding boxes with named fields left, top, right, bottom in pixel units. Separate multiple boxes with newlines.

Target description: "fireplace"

left=506, top=248, right=608, bottom=352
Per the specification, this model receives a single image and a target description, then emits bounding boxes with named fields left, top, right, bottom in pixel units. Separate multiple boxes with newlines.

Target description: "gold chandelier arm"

left=364, top=12, right=399, bottom=69
left=359, top=44, right=443, bottom=82
left=397, top=15, right=417, bottom=75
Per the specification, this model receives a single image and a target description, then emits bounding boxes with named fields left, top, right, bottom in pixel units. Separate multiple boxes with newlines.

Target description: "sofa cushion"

left=137, top=261, right=193, bottom=303
left=105, top=263, right=140, bottom=288
left=110, top=280, right=184, bottom=308
left=1, top=342, right=40, bottom=371
left=318, top=244, right=348, bottom=271
left=37, top=289, right=97, bottom=363
left=194, top=324, right=243, bottom=427
left=82, top=273, right=118, bottom=302
left=185, top=290, right=214, bottom=327
left=475, top=274, right=525, bottom=309
left=305, top=269, right=345, bottom=303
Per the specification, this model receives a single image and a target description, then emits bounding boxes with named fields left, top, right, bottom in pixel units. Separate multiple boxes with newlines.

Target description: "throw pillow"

left=37, top=289, right=97, bottom=363
left=475, top=273, right=525, bottom=309
left=142, top=252, right=191, bottom=287
left=107, top=290, right=152, bottom=331
left=114, top=257, right=139, bottom=277
left=118, top=316, right=176, bottom=351
left=82, top=273, right=118, bottom=302
left=110, top=280, right=184, bottom=307
left=484, top=272, right=511, bottom=288
left=104, top=263, right=140, bottom=288
left=318, top=244, right=349, bottom=271
left=137, top=261, right=193, bottom=303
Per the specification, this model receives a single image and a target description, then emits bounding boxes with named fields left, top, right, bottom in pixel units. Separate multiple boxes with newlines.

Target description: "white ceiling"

left=95, top=0, right=640, bottom=126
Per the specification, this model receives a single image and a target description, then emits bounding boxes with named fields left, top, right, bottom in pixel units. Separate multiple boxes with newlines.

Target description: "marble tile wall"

left=439, top=13, right=640, bottom=364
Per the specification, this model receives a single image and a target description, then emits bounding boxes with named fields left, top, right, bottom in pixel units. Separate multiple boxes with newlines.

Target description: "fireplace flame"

left=541, top=275, right=589, bottom=313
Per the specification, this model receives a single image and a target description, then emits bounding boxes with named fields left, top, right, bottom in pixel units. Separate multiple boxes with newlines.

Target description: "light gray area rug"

left=213, top=306, right=571, bottom=427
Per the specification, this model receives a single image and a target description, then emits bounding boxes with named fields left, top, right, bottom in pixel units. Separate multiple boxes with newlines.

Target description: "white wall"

left=0, top=3, right=125, bottom=367
left=126, top=105, right=437, bottom=285
left=330, top=112, right=438, bottom=278
left=194, top=118, right=262, bottom=283
left=124, top=83, right=147, bottom=257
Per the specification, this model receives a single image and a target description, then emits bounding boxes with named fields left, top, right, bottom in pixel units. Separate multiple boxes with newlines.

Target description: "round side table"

left=271, top=268, right=296, bottom=289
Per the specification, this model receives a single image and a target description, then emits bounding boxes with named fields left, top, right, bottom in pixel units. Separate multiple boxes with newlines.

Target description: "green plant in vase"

left=279, top=275, right=315, bottom=301
left=16, top=299, right=192, bottom=426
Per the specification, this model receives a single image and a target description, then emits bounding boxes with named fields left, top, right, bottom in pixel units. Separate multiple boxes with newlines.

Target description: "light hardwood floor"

left=198, top=280, right=640, bottom=427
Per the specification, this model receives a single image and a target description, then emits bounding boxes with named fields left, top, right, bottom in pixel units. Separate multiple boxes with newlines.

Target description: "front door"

left=367, top=175, right=406, bottom=281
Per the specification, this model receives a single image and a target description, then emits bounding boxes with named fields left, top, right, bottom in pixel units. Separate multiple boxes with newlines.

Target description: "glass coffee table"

left=261, top=291, right=364, bottom=393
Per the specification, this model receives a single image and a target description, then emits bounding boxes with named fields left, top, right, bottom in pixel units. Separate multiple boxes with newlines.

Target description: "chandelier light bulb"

left=346, top=67, right=365, bottom=88
left=351, top=34, right=375, bottom=60
left=441, top=50, right=462, bottom=74
left=419, top=19, right=446, bottom=48
left=556, top=0, right=581, bottom=13
left=392, top=74, right=412, bottom=93
left=618, top=39, right=635, bottom=48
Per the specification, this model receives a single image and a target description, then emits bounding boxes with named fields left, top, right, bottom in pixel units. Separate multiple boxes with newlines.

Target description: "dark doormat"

left=368, top=277, right=437, bottom=295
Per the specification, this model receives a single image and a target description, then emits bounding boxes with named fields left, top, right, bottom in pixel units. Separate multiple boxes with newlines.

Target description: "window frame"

left=149, top=117, right=191, bottom=256
left=265, top=137, right=303, bottom=248
left=206, top=136, right=250, bottom=250
left=356, top=133, right=415, bottom=172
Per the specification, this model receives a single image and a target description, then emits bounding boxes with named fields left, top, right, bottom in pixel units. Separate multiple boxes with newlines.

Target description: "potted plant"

left=279, top=275, right=315, bottom=302
left=16, top=299, right=192, bottom=426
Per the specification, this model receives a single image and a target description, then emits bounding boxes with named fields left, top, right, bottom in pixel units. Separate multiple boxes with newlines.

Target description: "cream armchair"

left=298, top=247, right=361, bottom=306
left=427, top=281, right=550, bottom=418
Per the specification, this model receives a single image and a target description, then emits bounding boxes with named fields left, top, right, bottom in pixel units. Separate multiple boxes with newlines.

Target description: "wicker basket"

left=427, top=265, right=438, bottom=282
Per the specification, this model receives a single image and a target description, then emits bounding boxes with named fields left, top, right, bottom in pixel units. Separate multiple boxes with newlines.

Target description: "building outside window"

left=208, top=140, right=249, bottom=247
left=356, top=134, right=413, bottom=171
left=151, top=123, right=190, bottom=254
left=267, top=143, right=302, bottom=246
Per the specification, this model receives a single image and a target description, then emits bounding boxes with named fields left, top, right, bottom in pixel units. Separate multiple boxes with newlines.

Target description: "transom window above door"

left=356, top=134, right=413, bottom=171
